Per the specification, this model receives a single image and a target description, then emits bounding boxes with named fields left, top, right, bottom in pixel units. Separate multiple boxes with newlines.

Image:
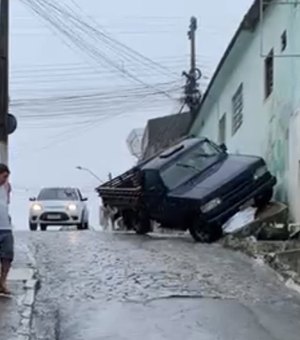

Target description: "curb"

left=9, top=245, right=39, bottom=340
left=14, top=273, right=39, bottom=340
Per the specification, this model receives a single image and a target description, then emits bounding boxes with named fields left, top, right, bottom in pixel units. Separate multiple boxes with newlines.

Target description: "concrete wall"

left=191, top=3, right=300, bottom=222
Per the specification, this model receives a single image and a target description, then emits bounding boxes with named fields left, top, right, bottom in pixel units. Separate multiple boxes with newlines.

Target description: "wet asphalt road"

left=18, top=230, right=300, bottom=340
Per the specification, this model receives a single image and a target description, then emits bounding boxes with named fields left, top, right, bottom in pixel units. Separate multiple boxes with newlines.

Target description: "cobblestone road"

left=19, top=230, right=300, bottom=340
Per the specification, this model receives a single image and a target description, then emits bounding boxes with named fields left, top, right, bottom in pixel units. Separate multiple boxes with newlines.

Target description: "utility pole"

left=182, top=16, right=202, bottom=116
left=0, top=0, right=9, bottom=164
left=189, top=16, right=197, bottom=81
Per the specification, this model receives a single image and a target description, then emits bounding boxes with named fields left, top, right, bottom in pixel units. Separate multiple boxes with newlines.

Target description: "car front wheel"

left=29, top=223, right=38, bottom=231
left=254, top=188, right=273, bottom=209
left=40, top=224, right=47, bottom=231
left=189, top=219, right=222, bottom=243
left=77, top=220, right=87, bottom=230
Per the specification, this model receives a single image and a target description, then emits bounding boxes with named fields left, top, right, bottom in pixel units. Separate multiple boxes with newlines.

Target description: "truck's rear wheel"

left=189, top=220, right=222, bottom=243
left=134, top=215, right=152, bottom=235
left=122, top=211, right=135, bottom=230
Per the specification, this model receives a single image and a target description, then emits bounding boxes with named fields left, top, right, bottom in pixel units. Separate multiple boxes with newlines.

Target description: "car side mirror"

left=220, top=143, right=227, bottom=152
left=82, top=197, right=88, bottom=201
left=29, top=197, right=36, bottom=202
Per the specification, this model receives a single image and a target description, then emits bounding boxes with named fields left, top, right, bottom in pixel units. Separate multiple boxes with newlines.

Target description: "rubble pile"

left=221, top=202, right=300, bottom=287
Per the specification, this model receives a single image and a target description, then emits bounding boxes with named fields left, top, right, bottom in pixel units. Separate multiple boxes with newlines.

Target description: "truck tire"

left=134, top=214, right=152, bottom=235
left=189, top=220, right=222, bottom=243
left=254, top=188, right=273, bottom=209
left=122, top=211, right=135, bottom=230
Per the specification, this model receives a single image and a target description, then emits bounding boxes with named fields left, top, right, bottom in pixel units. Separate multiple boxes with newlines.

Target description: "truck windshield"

left=38, top=188, right=79, bottom=201
left=160, top=141, right=221, bottom=190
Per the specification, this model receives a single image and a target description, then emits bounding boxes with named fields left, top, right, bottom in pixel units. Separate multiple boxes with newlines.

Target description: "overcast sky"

left=9, top=0, right=253, bottom=229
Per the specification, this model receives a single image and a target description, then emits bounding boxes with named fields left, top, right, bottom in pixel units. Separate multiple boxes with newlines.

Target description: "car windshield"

left=37, top=188, right=79, bottom=201
left=160, top=140, right=221, bottom=190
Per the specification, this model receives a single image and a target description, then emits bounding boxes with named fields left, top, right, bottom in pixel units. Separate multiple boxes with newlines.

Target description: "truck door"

left=143, top=170, right=166, bottom=219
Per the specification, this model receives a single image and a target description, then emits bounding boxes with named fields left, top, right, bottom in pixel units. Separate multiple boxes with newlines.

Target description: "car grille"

left=222, top=178, right=254, bottom=203
left=40, top=212, right=69, bottom=222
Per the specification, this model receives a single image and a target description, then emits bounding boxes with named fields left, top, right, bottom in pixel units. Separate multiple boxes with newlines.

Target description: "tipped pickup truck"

left=96, top=138, right=276, bottom=242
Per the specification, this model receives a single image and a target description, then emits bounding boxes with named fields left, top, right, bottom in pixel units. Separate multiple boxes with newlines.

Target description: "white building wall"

left=191, top=3, right=300, bottom=222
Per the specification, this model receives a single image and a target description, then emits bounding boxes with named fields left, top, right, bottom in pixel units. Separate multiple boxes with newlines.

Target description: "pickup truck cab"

left=98, top=138, right=276, bottom=242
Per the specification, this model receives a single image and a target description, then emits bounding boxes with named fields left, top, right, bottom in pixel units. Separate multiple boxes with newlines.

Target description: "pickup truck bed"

left=96, top=168, right=143, bottom=209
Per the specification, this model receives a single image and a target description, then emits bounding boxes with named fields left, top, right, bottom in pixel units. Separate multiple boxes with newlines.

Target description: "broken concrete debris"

left=222, top=201, right=300, bottom=288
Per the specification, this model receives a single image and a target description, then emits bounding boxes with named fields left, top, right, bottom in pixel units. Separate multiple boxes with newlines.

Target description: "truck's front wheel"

left=254, top=188, right=273, bottom=209
left=189, top=220, right=222, bottom=243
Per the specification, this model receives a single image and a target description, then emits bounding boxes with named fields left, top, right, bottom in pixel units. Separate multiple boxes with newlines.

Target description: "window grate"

left=232, top=84, right=243, bottom=135
left=265, top=49, right=274, bottom=99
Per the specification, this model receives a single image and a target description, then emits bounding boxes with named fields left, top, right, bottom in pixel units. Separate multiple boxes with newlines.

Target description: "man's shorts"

left=0, top=230, right=14, bottom=261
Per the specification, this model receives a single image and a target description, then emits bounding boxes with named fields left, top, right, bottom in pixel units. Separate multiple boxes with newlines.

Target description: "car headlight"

left=201, top=198, right=222, bottom=213
left=31, top=203, right=42, bottom=212
left=67, top=203, right=77, bottom=211
left=254, top=166, right=268, bottom=180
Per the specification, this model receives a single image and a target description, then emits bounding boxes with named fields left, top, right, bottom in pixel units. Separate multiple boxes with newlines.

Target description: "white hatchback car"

left=29, top=187, right=89, bottom=231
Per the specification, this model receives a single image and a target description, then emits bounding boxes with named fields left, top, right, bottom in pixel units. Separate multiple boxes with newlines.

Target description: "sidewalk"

left=0, top=233, right=37, bottom=340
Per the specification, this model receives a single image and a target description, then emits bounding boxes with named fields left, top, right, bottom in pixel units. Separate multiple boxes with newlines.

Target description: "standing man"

left=0, top=163, right=13, bottom=294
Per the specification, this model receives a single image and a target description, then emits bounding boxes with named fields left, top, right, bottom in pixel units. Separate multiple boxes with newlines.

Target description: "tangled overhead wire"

left=20, top=0, right=179, bottom=100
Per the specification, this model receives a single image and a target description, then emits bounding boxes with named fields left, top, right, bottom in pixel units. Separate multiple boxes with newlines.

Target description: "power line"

left=12, top=100, right=176, bottom=158
left=22, top=0, right=147, bottom=85
left=12, top=81, right=180, bottom=102
left=21, top=0, right=178, bottom=100
left=67, top=0, right=178, bottom=78
left=11, top=63, right=212, bottom=77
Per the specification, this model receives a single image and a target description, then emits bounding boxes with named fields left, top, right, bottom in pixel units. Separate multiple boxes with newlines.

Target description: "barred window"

left=265, top=49, right=274, bottom=99
left=232, top=83, right=243, bottom=135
